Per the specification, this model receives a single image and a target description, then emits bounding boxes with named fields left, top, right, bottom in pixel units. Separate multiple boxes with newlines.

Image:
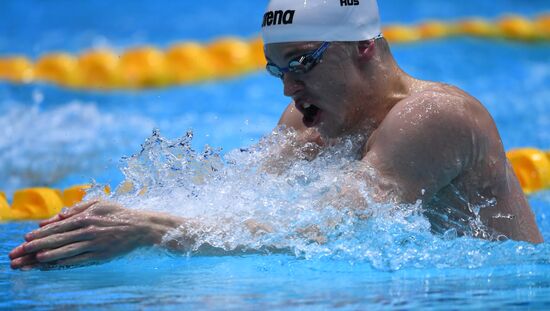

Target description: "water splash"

left=0, top=101, right=154, bottom=195
left=94, top=129, right=550, bottom=271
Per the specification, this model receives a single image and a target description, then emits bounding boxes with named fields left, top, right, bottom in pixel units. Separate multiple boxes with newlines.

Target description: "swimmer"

left=9, top=0, right=543, bottom=270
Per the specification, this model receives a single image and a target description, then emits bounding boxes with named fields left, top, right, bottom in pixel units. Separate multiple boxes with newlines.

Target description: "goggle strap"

left=311, top=42, right=330, bottom=59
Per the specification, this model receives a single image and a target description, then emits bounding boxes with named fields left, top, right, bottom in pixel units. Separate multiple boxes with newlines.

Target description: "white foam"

left=91, top=129, right=550, bottom=270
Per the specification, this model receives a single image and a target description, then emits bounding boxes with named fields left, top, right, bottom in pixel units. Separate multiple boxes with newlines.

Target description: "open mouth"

left=298, top=102, right=322, bottom=128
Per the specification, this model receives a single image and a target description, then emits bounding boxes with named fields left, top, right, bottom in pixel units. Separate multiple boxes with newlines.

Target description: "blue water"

left=1, top=0, right=550, bottom=309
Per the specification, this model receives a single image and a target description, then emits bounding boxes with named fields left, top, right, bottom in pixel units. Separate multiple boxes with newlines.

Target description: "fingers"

left=12, top=212, right=101, bottom=260
left=67, top=200, right=100, bottom=216
left=10, top=253, right=38, bottom=270
left=35, top=241, right=94, bottom=263
left=39, top=214, right=62, bottom=228
left=39, top=200, right=99, bottom=227
left=8, top=244, right=27, bottom=260
left=26, top=217, right=87, bottom=242
left=40, top=200, right=100, bottom=227
left=10, top=229, right=100, bottom=270
left=10, top=227, right=95, bottom=261
left=24, top=228, right=96, bottom=255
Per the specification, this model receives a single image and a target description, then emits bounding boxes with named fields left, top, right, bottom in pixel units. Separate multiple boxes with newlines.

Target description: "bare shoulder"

left=365, top=83, right=497, bottom=201
left=374, top=83, right=493, bottom=147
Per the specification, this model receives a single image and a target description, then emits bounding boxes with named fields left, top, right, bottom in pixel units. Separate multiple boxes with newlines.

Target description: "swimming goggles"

left=265, top=41, right=331, bottom=79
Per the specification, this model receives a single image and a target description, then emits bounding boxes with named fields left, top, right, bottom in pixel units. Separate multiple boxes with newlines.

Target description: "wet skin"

left=9, top=38, right=543, bottom=270
left=268, top=39, right=543, bottom=243
left=9, top=201, right=186, bottom=269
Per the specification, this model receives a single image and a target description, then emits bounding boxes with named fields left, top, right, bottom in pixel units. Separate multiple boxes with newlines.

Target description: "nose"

left=282, top=73, right=305, bottom=97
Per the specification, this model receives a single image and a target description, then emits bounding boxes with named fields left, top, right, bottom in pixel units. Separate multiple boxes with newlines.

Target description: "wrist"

left=138, top=211, right=185, bottom=246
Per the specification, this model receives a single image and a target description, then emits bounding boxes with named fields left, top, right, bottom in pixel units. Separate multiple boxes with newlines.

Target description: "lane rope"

left=0, top=14, right=549, bottom=90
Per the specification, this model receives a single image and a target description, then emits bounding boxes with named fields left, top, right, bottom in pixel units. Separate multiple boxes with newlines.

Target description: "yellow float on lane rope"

left=507, top=148, right=550, bottom=194
left=498, top=15, right=538, bottom=40
left=165, top=42, right=217, bottom=83
left=10, top=188, right=64, bottom=220
left=34, top=53, right=80, bottom=88
left=0, top=185, right=111, bottom=221
left=0, top=193, right=10, bottom=221
left=62, top=185, right=92, bottom=208
left=535, top=15, right=550, bottom=37
left=119, top=46, right=170, bottom=88
left=456, top=18, right=499, bottom=38
left=206, top=37, right=256, bottom=78
left=0, top=56, right=34, bottom=83
left=78, top=49, right=121, bottom=89
left=382, top=25, right=421, bottom=43
left=417, top=21, right=454, bottom=39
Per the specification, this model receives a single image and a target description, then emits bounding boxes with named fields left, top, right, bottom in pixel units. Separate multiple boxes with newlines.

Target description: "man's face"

left=265, top=41, right=367, bottom=138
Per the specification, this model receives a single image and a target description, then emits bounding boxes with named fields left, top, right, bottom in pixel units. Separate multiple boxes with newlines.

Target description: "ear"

left=357, top=40, right=376, bottom=62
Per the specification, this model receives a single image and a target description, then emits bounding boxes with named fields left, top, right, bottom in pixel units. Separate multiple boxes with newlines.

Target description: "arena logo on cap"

left=340, top=0, right=360, bottom=6
left=262, top=10, right=295, bottom=27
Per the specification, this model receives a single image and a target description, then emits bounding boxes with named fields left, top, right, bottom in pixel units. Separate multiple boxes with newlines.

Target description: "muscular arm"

left=362, top=93, right=474, bottom=203
left=362, top=92, right=542, bottom=243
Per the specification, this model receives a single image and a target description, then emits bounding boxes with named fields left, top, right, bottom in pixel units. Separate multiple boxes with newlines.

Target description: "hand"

left=9, top=200, right=159, bottom=270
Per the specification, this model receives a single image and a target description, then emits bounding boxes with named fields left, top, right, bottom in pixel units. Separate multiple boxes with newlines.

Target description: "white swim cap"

left=261, top=0, right=381, bottom=44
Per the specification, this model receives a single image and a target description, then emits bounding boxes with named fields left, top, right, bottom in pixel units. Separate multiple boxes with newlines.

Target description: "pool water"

left=1, top=0, right=550, bottom=309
